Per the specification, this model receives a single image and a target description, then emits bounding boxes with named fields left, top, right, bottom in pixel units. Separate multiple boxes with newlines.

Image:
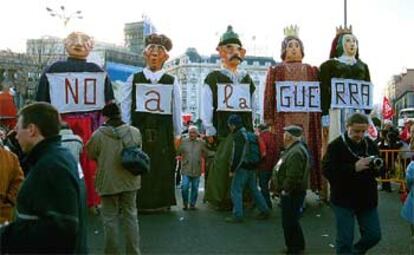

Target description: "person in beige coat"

left=177, top=126, right=208, bottom=210
left=86, top=103, right=142, bottom=255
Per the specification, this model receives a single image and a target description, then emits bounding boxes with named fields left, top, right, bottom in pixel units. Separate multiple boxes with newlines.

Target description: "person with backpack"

left=273, top=125, right=310, bottom=254
left=225, top=114, right=270, bottom=223
left=86, top=103, right=142, bottom=255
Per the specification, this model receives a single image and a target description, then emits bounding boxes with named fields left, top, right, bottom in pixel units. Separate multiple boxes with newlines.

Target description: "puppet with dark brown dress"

left=36, top=32, right=114, bottom=209
left=263, top=26, right=322, bottom=192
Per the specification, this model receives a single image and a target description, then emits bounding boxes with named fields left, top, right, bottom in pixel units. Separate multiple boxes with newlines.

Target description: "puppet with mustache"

left=201, top=25, right=257, bottom=211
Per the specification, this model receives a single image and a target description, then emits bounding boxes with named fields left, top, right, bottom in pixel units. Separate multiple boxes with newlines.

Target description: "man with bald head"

left=36, top=31, right=114, bottom=209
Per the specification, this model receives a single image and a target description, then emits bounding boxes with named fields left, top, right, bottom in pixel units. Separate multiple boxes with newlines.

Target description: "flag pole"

left=344, top=0, right=347, bottom=27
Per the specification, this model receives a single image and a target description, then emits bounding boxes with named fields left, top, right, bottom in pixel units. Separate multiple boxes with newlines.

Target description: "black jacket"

left=0, top=136, right=88, bottom=254
left=230, top=127, right=247, bottom=172
left=322, top=133, right=379, bottom=211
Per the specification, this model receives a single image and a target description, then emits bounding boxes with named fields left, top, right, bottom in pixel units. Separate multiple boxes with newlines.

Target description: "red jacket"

left=258, top=130, right=278, bottom=171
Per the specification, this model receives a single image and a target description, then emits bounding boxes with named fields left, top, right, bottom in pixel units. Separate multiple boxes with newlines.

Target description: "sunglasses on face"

left=145, top=44, right=166, bottom=52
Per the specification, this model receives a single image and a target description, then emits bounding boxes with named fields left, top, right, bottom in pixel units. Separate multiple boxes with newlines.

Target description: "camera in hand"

left=368, top=156, right=384, bottom=171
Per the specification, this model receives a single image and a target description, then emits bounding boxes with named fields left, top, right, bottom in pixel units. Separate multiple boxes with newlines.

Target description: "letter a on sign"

left=135, top=84, right=173, bottom=115
left=47, top=72, right=106, bottom=113
left=217, top=83, right=251, bottom=112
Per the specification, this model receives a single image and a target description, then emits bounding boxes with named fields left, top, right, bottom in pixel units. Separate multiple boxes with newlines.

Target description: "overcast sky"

left=1, top=0, right=413, bottom=103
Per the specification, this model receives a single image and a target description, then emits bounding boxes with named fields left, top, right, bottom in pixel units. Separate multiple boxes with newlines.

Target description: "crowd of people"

left=0, top=24, right=414, bottom=255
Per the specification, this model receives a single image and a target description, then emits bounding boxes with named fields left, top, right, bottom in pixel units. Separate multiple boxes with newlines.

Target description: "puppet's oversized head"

left=216, top=26, right=246, bottom=70
left=64, top=32, right=94, bottom=60
left=329, top=25, right=359, bottom=59
left=144, top=33, right=172, bottom=71
left=280, top=25, right=304, bottom=63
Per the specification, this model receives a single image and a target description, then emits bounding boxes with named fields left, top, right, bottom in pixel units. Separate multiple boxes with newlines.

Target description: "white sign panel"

left=47, top=72, right=106, bottom=113
left=217, top=83, right=251, bottom=112
left=135, top=83, right=173, bottom=115
left=331, top=78, right=373, bottom=110
left=275, top=81, right=321, bottom=112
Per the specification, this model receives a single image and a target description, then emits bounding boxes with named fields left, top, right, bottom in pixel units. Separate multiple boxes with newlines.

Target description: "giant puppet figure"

left=202, top=26, right=256, bottom=210
left=263, top=26, right=322, bottom=192
left=320, top=26, right=372, bottom=143
left=36, top=32, right=114, bottom=208
left=121, top=34, right=182, bottom=211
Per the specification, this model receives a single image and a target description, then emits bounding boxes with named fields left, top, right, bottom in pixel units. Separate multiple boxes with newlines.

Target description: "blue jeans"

left=332, top=205, right=381, bottom=254
left=231, top=168, right=269, bottom=219
left=281, top=191, right=306, bottom=253
left=258, top=171, right=272, bottom=208
left=181, top=175, right=200, bottom=207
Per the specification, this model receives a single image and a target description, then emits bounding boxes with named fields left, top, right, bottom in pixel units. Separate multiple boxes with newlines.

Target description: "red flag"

left=382, top=96, right=394, bottom=120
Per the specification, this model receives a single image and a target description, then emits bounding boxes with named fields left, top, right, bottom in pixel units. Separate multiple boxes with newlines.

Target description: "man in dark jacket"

left=322, top=112, right=381, bottom=254
left=225, top=114, right=270, bottom=223
left=274, top=125, right=310, bottom=254
left=0, top=102, right=88, bottom=254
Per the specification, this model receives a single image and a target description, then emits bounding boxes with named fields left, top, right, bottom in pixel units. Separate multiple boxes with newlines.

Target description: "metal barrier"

left=378, top=149, right=411, bottom=199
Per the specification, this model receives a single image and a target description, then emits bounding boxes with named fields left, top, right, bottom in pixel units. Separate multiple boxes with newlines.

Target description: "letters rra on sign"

left=331, top=78, right=373, bottom=110
left=275, top=81, right=321, bottom=112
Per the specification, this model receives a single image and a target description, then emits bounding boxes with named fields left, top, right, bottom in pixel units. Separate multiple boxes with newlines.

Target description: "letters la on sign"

left=330, top=78, right=373, bottom=110
left=275, top=81, right=321, bottom=112
left=135, top=83, right=173, bottom=115
left=47, top=72, right=106, bottom=113
left=217, top=83, right=251, bottom=112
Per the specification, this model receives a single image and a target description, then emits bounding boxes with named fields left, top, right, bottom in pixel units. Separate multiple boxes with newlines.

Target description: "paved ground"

left=88, top=183, right=410, bottom=254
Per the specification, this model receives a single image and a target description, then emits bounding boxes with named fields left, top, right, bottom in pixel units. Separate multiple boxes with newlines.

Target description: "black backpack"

left=241, top=131, right=261, bottom=166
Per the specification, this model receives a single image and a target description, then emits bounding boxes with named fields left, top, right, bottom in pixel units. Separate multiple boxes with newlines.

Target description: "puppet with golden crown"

left=36, top=32, right=114, bottom=209
left=320, top=26, right=371, bottom=142
left=120, top=33, right=182, bottom=211
left=264, top=25, right=322, bottom=192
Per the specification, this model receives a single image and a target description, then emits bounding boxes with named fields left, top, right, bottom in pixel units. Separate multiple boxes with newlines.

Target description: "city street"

left=88, top=183, right=410, bottom=255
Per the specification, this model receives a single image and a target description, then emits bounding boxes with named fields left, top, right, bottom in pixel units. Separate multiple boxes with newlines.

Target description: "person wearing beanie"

left=201, top=25, right=256, bottom=210
left=263, top=25, right=323, bottom=193
left=120, top=33, right=182, bottom=211
left=274, top=124, right=310, bottom=254
left=36, top=31, right=115, bottom=209
left=225, top=114, right=270, bottom=223
left=86, top=102, right=142, bottom=254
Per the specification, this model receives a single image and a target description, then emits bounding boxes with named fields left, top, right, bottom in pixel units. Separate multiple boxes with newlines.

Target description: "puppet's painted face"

left=144, top=44, right=169, bottom=71
left=342, top=34, right=357, bottom=57
left=285, top=39, right=303, bottom=62
left=65, top=32, right=93, bottom=60
left=217, top=43, right=246, bottom=69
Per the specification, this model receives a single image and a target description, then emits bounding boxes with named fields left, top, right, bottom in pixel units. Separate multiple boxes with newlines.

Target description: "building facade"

left=124, top=18, right=156, bottom=55
left=384, top=69, right=414, bottom=117
left=165, top=48, right=277, bottom=122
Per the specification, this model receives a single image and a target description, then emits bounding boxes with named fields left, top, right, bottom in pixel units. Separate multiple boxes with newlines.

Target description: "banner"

left=47, top=72, right=106, bottom=113
left=330, top=78, right=373, bottom=110
left=382, top=96, right=394, bottom=120
left=135, top=83, right=173, bottom=115
left=217, top=83, right=251, bottom=112
left=275, top=81, right=321, bottom=112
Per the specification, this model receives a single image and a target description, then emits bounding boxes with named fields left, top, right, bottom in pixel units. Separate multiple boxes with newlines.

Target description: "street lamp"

left=46, top=5, right=83, bottom=57
left=46, top=5, right=83, bottom=28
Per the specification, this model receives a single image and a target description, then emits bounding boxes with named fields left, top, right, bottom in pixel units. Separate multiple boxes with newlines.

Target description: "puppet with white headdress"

left=319, top=25, right=372, bottom=142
